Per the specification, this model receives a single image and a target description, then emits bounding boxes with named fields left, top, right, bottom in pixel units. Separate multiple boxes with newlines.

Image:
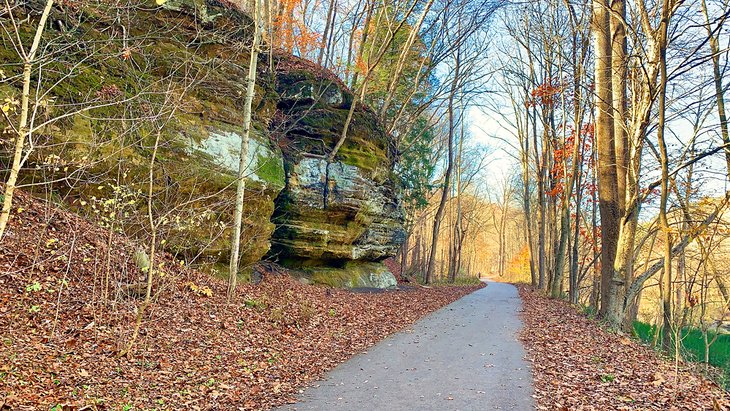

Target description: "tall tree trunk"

left=593, top=0, right=621, bottom=322
left=451, top=103, right=465, bottom=282
left=513, top=84, right=538, bottom=286
left=552, top=55, right=583, bottom=298
left=570, top=176, right=583, bottom=303
left=499, top=200, right=508, bottom=277
left=413, top=233, right=421, bottom=279
left=400, top=234, right=408, bottom=279
left=701, top=0, right=730, bottom=174
left=611, top=0, right=628, bottom=216
left=534, top=106, right=547, bottom=290
left=524, top=32, right=546, bottom=290
left=590, top=148, right=600, bottom=309
left=608, top=0, right=638, bottom=331
left=426, top=51, right=460, bottom=284
left=656, top=0, right=672, bottom=352
left=0, top=0, right=55, bottom=241
left=228, top=0, right=262, bottom=298
left=317, top=0, right=336, bottom=67
left=553, top=0, right=587, bottom=300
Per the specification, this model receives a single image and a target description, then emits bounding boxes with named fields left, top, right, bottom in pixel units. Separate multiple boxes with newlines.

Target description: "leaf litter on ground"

left=518, top=285, right=730, bottom=411
left=0, top=190, right=482, bottom=410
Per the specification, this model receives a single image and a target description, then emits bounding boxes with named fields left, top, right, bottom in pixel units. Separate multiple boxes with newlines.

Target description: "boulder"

left=0, top=1, right=404, bottom=287
left=270, top=156, right=405, bottom=263
left=266, top=58, right=406, bottom=286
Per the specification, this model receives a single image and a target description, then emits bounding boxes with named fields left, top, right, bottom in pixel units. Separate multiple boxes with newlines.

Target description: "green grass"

left=633, top=321, right=730, bottom=387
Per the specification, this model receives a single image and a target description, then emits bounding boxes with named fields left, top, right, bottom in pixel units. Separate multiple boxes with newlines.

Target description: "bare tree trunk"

left=0, top=0, right=55, bottom=240
left=609, top=0, right=631, bottom=323
left=521, top=102, right=538, bottom=286
left=451, top=103, right=465, bottom=282
left=590, top=149, right=600, bottom=308
left=228, top=0, right=262, bottom=299
left=426, top=50, right=460, bottom=284
left=567, top=5, right=586, bottom=301
left=534, top=109, right=547, bottom=290
left=656, top=1, right=672, bottom=351
left=413, top=233, right=421, bottom=278
left=611, top=0, right=670, bottom=329
left=611, top=0, right=628, bottom=216
left=552, top=59, right=583, bottom=298
left=592, top=0, right=621, bottom=323
left=570, top=175, right=582, bottom=303
left=499, top=201, right=508, bottom=277
left=119, top=128, right=161, bottom=358
left=400, top=234, right=408, bottom=279
left=317, top=0, right=336, bottom=67
left=701, top=0, right=730, bottom=174
left=608, top=0, right=639, bottom=331
left=522, top=30, right=546, bottom=290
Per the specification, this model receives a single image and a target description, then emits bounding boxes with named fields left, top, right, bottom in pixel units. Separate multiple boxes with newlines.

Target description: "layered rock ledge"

left=0, top=0, right=405, bottom=287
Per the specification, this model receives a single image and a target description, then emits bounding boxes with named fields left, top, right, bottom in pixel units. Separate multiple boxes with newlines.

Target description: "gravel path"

left=274, top=282, right=535, bottom=410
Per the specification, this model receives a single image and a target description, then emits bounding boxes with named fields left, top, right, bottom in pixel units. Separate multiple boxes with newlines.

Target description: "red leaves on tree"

left=528, top=79, right=563, bottom=108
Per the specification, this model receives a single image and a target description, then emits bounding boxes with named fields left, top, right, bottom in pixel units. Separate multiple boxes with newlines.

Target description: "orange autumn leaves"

left=271, top=0, right=370, bottom=77
left=527, top=79, right=596, bottom=201
left=505, top=245, right=532, bottom=282
left=272, top=0, right=318, bottom=55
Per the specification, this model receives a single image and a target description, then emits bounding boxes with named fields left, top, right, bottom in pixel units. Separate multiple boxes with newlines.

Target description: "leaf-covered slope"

left=518, top=286, right=730, bottom=410
left=0, top=188, right=479, bottom=409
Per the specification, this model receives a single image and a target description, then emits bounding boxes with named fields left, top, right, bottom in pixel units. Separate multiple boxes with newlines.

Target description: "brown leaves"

left=0, top=189, right=482, bottom=410
left=518, top=286, right=730, bottom=410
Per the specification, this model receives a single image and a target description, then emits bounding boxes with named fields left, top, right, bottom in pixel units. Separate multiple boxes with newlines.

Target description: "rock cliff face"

left=268, top=59, right=406, bottom=285
left=0, top=0, right=404, bottom=287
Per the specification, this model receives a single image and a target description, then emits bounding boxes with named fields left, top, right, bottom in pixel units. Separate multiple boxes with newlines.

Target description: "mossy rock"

left=308, top=261, right=397, bottom=289
left=276, top=69, right=352, bottom=110
left=0, top=1, right=292, bottom=269
left=0, top=1, right=405, bottom=279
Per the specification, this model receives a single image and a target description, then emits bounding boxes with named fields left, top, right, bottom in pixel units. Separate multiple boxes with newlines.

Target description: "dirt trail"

left=275, top=282, right=535, bottom=410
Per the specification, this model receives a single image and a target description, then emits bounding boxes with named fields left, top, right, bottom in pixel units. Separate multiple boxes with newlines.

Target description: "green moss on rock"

left=0, top=1, right=404, bottom=286
left=309, top=262, right=397, bottom=289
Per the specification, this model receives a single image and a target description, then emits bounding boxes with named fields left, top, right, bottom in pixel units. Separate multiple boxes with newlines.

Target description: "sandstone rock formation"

left=0, top=0, right=404, bottom=287
left=268, top=57, right=405, bottom=287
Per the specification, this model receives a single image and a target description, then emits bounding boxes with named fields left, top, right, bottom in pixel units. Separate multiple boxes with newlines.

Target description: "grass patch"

left=633, top=321, right=730, bottom=387
left=579, top=304, right=597, bottom=319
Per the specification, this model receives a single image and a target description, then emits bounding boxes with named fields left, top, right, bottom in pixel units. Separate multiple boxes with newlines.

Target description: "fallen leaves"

left=518, top=286, right=730, bottom=410
left=0, top=190, right=482, bottom=410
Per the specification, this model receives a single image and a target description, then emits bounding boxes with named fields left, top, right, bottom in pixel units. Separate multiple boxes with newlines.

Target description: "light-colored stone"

left=308, top=262, right=397, bottom=289
left=270, top=157, right=405, bottom=262
left=189, top=124, right=285, bottom=190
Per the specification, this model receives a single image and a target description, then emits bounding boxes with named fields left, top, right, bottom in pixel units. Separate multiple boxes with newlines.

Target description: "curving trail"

left=275, top=282, right=535, bottom=411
